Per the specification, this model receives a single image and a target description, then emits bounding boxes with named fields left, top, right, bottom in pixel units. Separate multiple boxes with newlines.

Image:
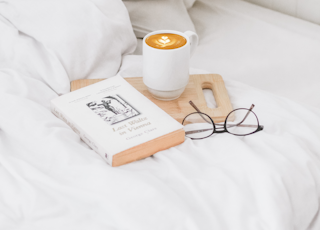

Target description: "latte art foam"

left=145, top=33, right=187, bottom=49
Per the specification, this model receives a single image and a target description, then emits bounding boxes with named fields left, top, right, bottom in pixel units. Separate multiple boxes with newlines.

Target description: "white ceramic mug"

left=143, top=30, right=198, bottom=101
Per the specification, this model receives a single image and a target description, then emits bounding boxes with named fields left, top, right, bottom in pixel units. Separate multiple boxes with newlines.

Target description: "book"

left=51, top=75, right=185, bottom=166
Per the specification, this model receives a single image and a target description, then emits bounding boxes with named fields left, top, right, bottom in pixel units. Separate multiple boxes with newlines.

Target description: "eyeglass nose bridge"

left=195, top=74, right=234, bottom=123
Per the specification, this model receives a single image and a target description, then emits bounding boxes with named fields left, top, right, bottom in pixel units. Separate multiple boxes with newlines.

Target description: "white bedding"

left=189, top=0, right=320, bottom=109
left=1, top=1, right=320, bottom=230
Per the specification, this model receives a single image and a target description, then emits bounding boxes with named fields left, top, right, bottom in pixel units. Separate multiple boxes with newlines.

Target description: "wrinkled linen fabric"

left=183, top=0, right=196, bottom=9
left=0, top=0, right=137, bottom=86
left=1, top=2, right=320, bottom=230
left=1, top=55, right=320, bottom=230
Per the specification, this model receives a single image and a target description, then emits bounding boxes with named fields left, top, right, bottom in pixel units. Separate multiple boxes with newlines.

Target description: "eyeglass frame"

left=182, top=101, right=264, bottom=140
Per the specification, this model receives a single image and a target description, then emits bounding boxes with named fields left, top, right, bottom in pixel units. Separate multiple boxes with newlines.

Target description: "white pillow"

left=123, top=0, right=196, bottom=38
left=0, top=0, right=137, bottom=81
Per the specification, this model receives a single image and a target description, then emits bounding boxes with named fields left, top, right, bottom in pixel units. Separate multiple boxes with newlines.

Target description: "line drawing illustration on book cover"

left=87, top=94, right=140, bottom=125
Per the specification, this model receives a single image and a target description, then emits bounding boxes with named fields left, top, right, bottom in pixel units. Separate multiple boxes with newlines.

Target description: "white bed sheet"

left=0, top=53, right=320, bottom=229
left=1, top=1, right=320, bottom=229
left=188, top=0, right=320, bottom=109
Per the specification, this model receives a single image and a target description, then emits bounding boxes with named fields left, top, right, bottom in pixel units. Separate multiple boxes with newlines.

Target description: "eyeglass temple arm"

left=189, top=101, right=214, bottom=124
left=238, top=104, right=254, bottom=125
left=189, top=101, right=200, bottom=112
left=224, top=104, right=254, bottom=128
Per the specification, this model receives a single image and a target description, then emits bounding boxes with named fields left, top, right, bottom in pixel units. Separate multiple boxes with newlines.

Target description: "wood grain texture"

left=112, top=129, right=185, bottom=167
left=71, top=74, right=233, bottom=123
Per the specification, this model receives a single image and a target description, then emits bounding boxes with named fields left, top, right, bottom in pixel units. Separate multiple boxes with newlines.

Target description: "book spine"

left=50, top=101, right=112, bottom=165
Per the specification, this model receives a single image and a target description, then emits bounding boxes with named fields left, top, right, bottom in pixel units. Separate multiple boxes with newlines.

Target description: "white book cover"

left=51, top=75, right=184, bottom=165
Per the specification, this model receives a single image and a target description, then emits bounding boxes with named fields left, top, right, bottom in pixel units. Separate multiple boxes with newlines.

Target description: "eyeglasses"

left=182, top=101, right=264, bottom=140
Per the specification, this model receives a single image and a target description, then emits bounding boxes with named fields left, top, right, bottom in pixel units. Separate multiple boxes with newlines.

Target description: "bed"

left=0, top=0, right=320, bottom=229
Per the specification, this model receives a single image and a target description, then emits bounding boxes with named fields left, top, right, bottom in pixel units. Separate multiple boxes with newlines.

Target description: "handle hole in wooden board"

left=202, top=88, right=217, bottom=108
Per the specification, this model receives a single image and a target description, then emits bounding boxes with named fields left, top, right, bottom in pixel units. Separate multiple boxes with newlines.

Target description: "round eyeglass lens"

left=182, top=112, right=215, bottom=139
left=226, top=109, right=259, bottom=135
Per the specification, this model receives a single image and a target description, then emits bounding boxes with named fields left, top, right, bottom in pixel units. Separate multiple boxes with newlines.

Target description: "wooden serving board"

left=71, top=74, right=233, bottom=123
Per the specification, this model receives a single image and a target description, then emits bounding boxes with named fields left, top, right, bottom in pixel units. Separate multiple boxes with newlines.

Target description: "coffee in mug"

left=145, top=33, right=187, bottom=50
left=143, top=30, right=199, bottom=101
